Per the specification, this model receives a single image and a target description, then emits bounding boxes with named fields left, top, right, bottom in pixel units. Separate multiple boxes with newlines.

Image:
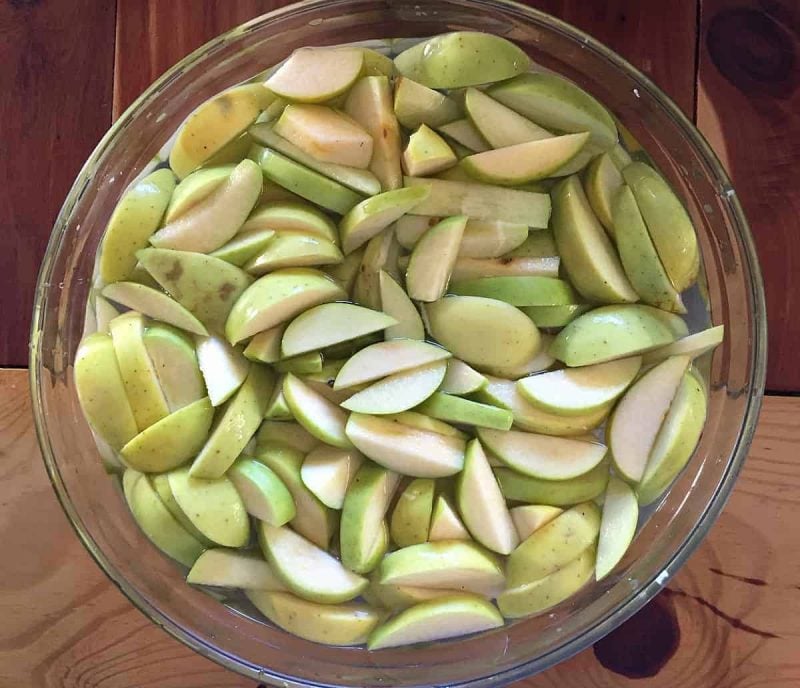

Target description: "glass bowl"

left=30, top=0, right=766, bottom=685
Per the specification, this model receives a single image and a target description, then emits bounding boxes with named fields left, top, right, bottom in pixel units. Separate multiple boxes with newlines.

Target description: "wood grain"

left=2, top=367, right=798, bottom=687
left=0, top=0, right=115, bottom=367
left=696, top=0, right=800, bottom=392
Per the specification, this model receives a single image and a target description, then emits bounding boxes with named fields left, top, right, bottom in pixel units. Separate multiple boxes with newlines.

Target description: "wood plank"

left=0, top=0, right=116, bottom=367
left=696, top=0, right=800, bottom=392
left=3, top=367, right=797, bottom=687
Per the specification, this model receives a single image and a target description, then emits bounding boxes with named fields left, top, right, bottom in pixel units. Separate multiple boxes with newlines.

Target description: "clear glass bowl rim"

left=29, top=0, right=767, bottom=685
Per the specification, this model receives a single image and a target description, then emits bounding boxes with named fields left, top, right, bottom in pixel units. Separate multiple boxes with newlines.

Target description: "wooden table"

left=1, top=1, right=798, bottom=686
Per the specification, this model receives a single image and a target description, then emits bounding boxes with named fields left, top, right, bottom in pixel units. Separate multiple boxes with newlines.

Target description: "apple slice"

left=282, top=374, right=352, bottom=449
left=505, top=229, right=558, bottom=258
left=137, top=248, right=252, bottom=333
left=498, top=547, right=594, bottom=618
left=476, top=333, right=555, bottom=380
left=345, top=413, right=465, bottom=477
left=425, top=296, right=540, bottom=369
left=352, top=228, right=402, bottom=309
left=275, top=352, right=324, bottom=376
left=256, top=442, right=336, bottom=548
left=390, top=478, right=435, bottom=547
left=406, top=215, right=467, bottom=302
left=638, top=368, right=707, bottom=504
left=438, top=118, right=490, bottom=152
left=378, top=271, right=425, bottom=340
left=394, top=76, right=460, bottom=129
left=496, top=460, right=610, bottom=506
left=428, top=494, right=471, bottom=541
left=244, top=232, right=342, bottom=275
left=301, top=446, right=364, bottom=509
left=168, top=466, right=250, bottom=547
left=478, top=428, right=607, bottom=481
left=325, top=247, right=364, bottom=293
left=256, top=421, right=317, bottom=453
left=446, top=255, right=560, bottom=281
left=510, top=505, right=563, bottom=541
left=641, top=325, right=724, bottom=366
left=93, top=294, right=120, bottom=334
left=456, top=440, right=518, bottom=555
left=150, top=159, right=262, bottom=253
left=202, top=131, right=255, bottom=167
left=366, top=580, right=459, bottom=611
left=164, top=165, right=234, bottom=224
left=143, top=325, right=205, bottom=412
left=416, top=393, right=512, bottom=430
left=595, top=477, right=639, bottom=580
left=190, top=364, right=274, bottom=478
left=549, top=304, right=677, bottom=367
left=584, top=152, right=623, bottom=234
left=404, top=176, right=550, bottom=227
left=209, top=228, right=276, bottom=267
left=523, top=304, right=589, bottom=329
left=448, top=276, right=577, bottom=307
left=517, top=356, right=642, bottom=416
left=99, top=169, right=176, bottom=284
left=74, top=333, right=139, bottom=450
left=264, top=377, right=293, bottom=420
left=169, top=84, right=272, bottom=178
left=281, top=303, right=396, bottom=357
left=386, top=412, right=467, bottom=440
left=225, top=267, right=345, bottom=344
left=149, top=471, right=212, bottom=545
left=241, top=200, right=338, bottom=244
left=458, top=220, right=528, bottom=259
left=265, top=47, right=364, bottom=103
left=395, top=215, right=436, bottom=249
left=341, top=463, right=400, bottom=573
left=228, top=457, right=296, bottom=526
left=334, top=340, right=450, bottom=389
left=440, top=359, right=487, bottom=396
left=403, top=124, right=457, bottom=177
left=609, top=355, right=692, bottom=482
left=195, top=333, right=248, bottom=406
left=464, top=86, right=551, bottom=148
left=102, top=282, right=208, bottom=336
left=242, top=324, right=286, bottom=364
left=395, top=31, right=529, bottom=88
left=258, top=522, right=367, bottom=603
left=187, top=549, right=286, bottom=590
left=341, top=360, right=447, bottom=414
left=120, top=397, right=213, bottom=472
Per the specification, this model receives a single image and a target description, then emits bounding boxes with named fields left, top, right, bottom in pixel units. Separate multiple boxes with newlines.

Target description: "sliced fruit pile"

left=76, top=31, right=724, bottom=650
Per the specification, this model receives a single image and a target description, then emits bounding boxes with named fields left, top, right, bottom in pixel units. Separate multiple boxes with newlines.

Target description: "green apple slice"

left=640, top=305, right=689, bottom=339
left=403, top=124, right=457, bottom=176
left=255, top=422, right=317, bottom=454
left=522, top=304, right=589, bottom=329
left=498, top=546, right=594, bottom=618
left=282, top=374, right=352, bottom=449
left=395, top=215, right=437, bottom=249
left=341, top=463, right=400, bottom=573
left=352, top=227, right=402, bottom=309
left=229, top=457, right=296, bottom=526
left=247, top=590, right=381, bottom=646
left=456, top=439, right=517, bottom=554
left=125, top=469, right=204, bottom=567
left=506, top=229, right=558, bottom=258
left=551, top=176, right=638, bottom=303
left=507, top=502, right=600, bottom=586
left=325, top=247, right=364, bottom=293
left=99, top=168, right=176, bottom=284
left=517, top=356, right=642, bottom=415
left=440, top=359, right=487, bottom=396
left=394, top=76, right=461, bottom=130
left=143, top=324, right=205, bottom=412
left=394, top=31, right=530, bottom=88
left=265, top=46, right=363, bottom=103
left=425, top=296, right=540, bottom=369
left=438, top=118, right=490, bottom=152
left=94, top=294, right=120, bottom=334
left=595, top=476, right=638, bottom=580
left=345, top=413, right=466, bottom=477
left=361, top=47, right=395, bottom=76
left=341, top=360, right=448, bottom=414
left=242, top=324, right=286, bottom=364
left=416, top=393, right=512, bottom=431
left=339, top=186, right=430, bottom=255
left=446, top=255, right=560, bottom=280
left=225, top=267, right=345, bottom=344
left=256, top=442, right=336, bottom=548
left=164, top=165, right=234, bottom=224
left=281, top=303, right=396, bottom=357
left=203, top=131, right=256, bottom=167
left=495, top=460, right=610, bottom=506
left=151, top=473, right=213, bottom=545
left=120, top=398, right=213, bottom=472
left=478, top=428, right=607, bottom=481
left=74, top=333, right=139, bottom=450
left=102, top=282, right=208, bottom=336
left=190, top=364, right=274, bottom=478
left=623, top=162, right=700, bottom=291
left=241, top=201, right=338, bottom=244
left=244, top=232, right=342, bottom=275
left=361, top=520, right=391, bottom=574
left=584, top=153, right=623, bottom=234
left=448, top=276, right=577, bottom=307
left=390, top=478, right=435, bottom=547
left=378, top=271, right=425, bottom=340
left=264, top=377, right=293, bottom=420
left=641, top=325, right=724, bottom=366
left=406, top=215, right=467, bottom=302
left=637, top=368, right=707, bottom=505
left=109, top=312, right=170, bottom=430
left=428, top=494, right=471, bottom=541
left=209, top=228, right=276, bottom=266
left=334, top=340, right=450, bottom=389
left=150, top=159, right=262, bottom=253
left=476, top=333, right=555, bottom=379
left=488, top=72, right=617, bottom=150
left=274, top=104, right=373, bottom=168
left=195, top=333, right=248, bottom=406
left=510, top=504, right=563, bottom=540
left=258, top=522, right=367, bottom=603
left=404, top=176, right=550, bottom=227
left=385, top=412, right=467, bottom=440
left=187, top=549, right=286, bottom=590
left=274, top=351, right=323, bottom=375
left=251, top=146, right=362, bottom=214
left=137, top=248, right=252, bottom=333
left=378, top=540, right=504, bottom=593
left=169, top=84, right=272, bottom=178
left=464, top=86, right=551, bottom=148
left=549, top=304, right=677, bottom=367
left=366, top=580, right=459, bottom=611
left=609, top=355, right=692, bottom=482
left=168, top=466, right=250, bottom=547
left=301, top=446, right=364, bottom=509
left=458, top=220, right=528, bottom=259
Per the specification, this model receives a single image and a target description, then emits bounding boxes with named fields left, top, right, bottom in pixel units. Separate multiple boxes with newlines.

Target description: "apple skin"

left=390, top=478, right=435, bottom=548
